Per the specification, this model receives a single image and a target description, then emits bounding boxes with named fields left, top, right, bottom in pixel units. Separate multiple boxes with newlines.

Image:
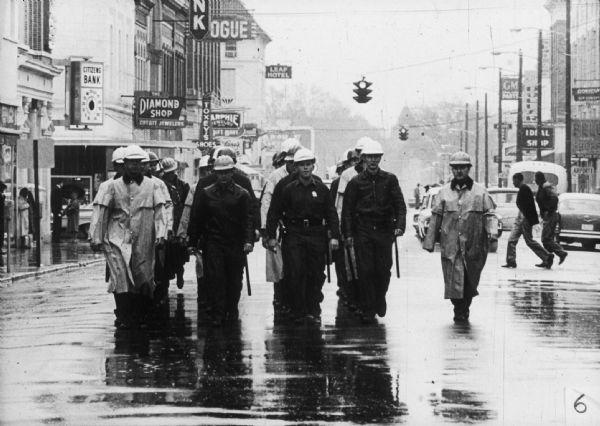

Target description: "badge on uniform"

left=312, top=191, right=317, bottom=198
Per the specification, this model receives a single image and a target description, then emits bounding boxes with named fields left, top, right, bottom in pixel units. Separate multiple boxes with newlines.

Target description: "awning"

left=51, top=137, right=198, bottom=150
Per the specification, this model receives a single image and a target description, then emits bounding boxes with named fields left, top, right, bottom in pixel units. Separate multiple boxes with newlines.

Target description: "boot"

left=114, top=293, right=132, bottom=329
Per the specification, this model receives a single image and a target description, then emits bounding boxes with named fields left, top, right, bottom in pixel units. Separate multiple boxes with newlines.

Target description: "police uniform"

left=342, top=140, right=406, bottom=321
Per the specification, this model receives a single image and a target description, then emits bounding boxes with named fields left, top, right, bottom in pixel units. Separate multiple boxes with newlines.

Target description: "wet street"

left=1, top=228, right=599, bottom=425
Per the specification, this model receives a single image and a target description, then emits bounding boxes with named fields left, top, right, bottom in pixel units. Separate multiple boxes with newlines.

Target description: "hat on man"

left=161, top=157, right=178, bottom=173
left=213, top=155, right=235, bottom=171
left=111, top=147, right=126, bottom=164
left=217, top=147, right=237, bottom=163
left=355, top=136, right=372, bottom=152
left=360, top=139, right=384, bottom=155
left=294, top=148, right=316, bottom=163
left=146, top=151, right=159, bottom=163
left=123, top=145, right=148, bottom=161
left=448, top=151, right=472, bottom=166
left=199, top=155, right=210, bottom=169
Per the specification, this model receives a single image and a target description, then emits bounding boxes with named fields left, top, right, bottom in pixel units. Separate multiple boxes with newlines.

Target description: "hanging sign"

left=134, top=94, right=185, bottom=129
left=199, top=94, right=212, bottom=144
left=70, top=61, right=104, bottom=125
left=190, top=0, right=209, bottom=40
left=266, top=65, right=292, bottom=79
left=501, top=77, right=519, bottom=100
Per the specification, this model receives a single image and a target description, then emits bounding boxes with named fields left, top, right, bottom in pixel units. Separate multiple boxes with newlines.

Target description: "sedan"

left=412, top=186, right=503, bottom=252
left=557, top=193, right=600, bottom=251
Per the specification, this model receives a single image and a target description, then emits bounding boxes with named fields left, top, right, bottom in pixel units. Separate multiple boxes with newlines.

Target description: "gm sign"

left=190, top=0, right=209, bottom=40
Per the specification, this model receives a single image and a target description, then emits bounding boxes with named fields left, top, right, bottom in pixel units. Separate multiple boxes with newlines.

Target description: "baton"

left=347, top=244, right=359, bottom=281
left=244, top=255, right=252, bottom=296
left=394, top=237, right=400, bottom=279
left=326, top=244, right=331, bottom=283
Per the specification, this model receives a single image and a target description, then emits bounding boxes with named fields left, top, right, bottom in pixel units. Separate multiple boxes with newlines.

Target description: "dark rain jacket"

left=341, top=169, right=406, bottom=237
left=188, top=181, right=253, bottom=249
left=535, top=182, right=558, bottom=218
left=516, top=184, right=539, bottom=225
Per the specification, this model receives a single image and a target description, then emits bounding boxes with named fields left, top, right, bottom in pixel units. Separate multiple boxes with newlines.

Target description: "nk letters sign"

left=70, top=61, right=104, bottom=126
left=519, top=126, right=554, bottom=150
left=501, top=77, right=519, bottom=100
left=572, top=119, right=600, bottom=157
left=189, top=0, right=209, bottom=40
left=266, top=65, right=292, bottom=79
left=134, top=94, right=185, bottom=129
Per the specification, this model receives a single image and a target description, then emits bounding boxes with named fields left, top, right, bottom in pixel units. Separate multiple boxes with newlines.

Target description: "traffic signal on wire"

left=353, top=77, right=372, bottom=103
left=399, top=126, right=409, bottom=140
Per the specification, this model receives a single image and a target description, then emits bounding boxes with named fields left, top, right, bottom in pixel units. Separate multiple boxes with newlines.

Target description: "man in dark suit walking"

left=502, top=173, right=553, bottom=269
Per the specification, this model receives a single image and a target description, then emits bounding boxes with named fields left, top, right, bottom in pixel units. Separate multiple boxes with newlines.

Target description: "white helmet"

left=123, top=144, right=148, bottom=161
left=355, top=136, right=372, bottom=151
left=293, top=148, right=316, bottom=163
left=448, top=151, right=472, bottom=166
left=111, top=147, right=126, bottom=164
left=361, top=139, right=384, bottom=155
left=199, top=155, right=210, bottom=168
left=213, top=155, right=235, bottom=171
left=161, top=157, right=178, bottom=173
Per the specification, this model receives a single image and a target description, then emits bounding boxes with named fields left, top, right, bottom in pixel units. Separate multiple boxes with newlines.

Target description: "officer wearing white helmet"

left=266, top=148, right=340, bottom=325
left=423, top=151, right=498, bottom=323
left=188, top=155, right=254, bottom=326
left=335, top=137, right=370, bottom=220
left=342, top=139, right=407, bottom=324
left=89, top=144, right=168, bottom=329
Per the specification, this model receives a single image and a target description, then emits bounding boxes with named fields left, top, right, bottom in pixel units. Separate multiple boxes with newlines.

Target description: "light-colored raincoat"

left=90, top=177, right=167, bottom=295
left=423, top=181, right=497, bottom=299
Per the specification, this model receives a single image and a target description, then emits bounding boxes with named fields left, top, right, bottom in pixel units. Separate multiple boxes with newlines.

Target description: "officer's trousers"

left=204, top=240, right=245, bottom=318
left=282, top=228, right=327, bottom=318
left=355, top=224, right=393, bottom=317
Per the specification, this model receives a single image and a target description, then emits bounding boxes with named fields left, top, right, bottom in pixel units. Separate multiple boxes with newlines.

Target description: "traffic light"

left=353, top=77, right=372, bottom=103
left=399, top=126, right=409, bottom=141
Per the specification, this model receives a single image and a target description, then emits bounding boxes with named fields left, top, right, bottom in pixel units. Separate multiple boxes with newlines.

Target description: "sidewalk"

left=0, top=237, right=103, bottom=286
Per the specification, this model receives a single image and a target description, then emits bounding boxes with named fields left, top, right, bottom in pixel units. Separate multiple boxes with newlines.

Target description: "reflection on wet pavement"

left=0, top=236, right=599, bottom=425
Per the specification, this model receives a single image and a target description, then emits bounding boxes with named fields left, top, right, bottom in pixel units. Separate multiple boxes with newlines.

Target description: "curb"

left=0, top=258, right=104, bottom=288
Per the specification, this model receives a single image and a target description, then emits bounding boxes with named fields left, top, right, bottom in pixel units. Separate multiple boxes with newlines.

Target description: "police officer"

left=267, top=148, right=340, bottom=325
left=260, top=139, right=302, bottom=313
left=160, top=157, right=191, bottom=289
left=188, top=156, right=254, bottom=326
left=342, top=139, right=407, bottom=324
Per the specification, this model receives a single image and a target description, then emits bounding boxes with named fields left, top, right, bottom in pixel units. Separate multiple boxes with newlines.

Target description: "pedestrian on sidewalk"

left=17, top=188, right=31, bottom=249
left=64, top=192, right=80, bottom=239
left=51, top=182, right=64, bottom=242
left=414, top=183, right=421, bottom=208
left=535, top=171, right=568, bottom=265
left=342, top=139, right=406, bottom=324
left=0, top=181, right=6, bottom=261
left=89, top=144, right=167, bottom=329
left=502, top=173, right=553, bottom=269
left=267, top=148, right=339, bottom=325
left=423, top=152, right=498, bottom=323
left=188, top=155, right=254, bottom=326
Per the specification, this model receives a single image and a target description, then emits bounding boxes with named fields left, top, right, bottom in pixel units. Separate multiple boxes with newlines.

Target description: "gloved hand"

left=344, top=237, right=354, bottom=247
left=267, top=238, right=278, bottom=253
left=329, top=238, right=339, bottom=251
left=394, top=228, right=404, bottom=237
left=243, top=243, right=254, bottom=254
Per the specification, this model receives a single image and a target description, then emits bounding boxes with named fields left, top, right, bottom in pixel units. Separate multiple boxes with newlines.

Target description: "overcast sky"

left=243, top=0, right=552, bottom=129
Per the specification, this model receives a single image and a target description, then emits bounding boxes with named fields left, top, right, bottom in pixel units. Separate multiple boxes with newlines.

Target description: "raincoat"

left=260, top=165, right=288, bottom=282
left=90, top=177, right=167, bottom=295
left=423, top=181, right=497, bottom=299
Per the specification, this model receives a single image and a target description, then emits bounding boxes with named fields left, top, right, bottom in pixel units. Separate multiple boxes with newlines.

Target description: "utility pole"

left=464, top=102, right=469, bottom=153
left=475, top=99, right=480, bottom=181
left=498, top=69, right=503, bottom=187
left=485, top=93, right=489, bottom=187
left=565, top=0, right=572, bottom=191
left=536, top=29, right=543, bottom=161
left=516, top=49, right=524, bottom=162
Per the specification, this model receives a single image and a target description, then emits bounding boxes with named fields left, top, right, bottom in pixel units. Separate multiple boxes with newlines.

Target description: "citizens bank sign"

left=134, top=93, right=185, bottom=129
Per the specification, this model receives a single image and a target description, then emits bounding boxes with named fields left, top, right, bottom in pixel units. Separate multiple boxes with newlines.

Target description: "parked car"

left=488, top=187, right=519, bottom=231
left=557, top=193, right=600, bottom=251
left=413, top=186, right=503, bottom=252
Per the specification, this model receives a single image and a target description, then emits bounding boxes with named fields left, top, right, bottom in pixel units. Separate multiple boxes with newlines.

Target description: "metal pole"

left=498, top=69, right=503, bottom=187
left=536, top=29, right=543, bottom=161
left=516, top=49, right=524, bottom=162
left=485, top=93, right=489, bottom=187
left=460, top=129, right=464, bottom=151
left=565, top=0, right=572, bottom=192
left=33, top=139, right=41, bottom=267
left=475, top=99, right=480, bottom=181
left=465, top=103, right=469, bottom=153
